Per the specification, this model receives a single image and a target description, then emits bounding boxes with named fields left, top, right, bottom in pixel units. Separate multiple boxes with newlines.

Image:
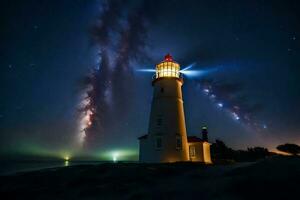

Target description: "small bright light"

left=112, top=152, right=119, bottom=162
left=217, top=103, right=223, bottom=108
left=64, top=160, right=69, bottom=167
left=263, top=124, right=267, bottom=129
left=232, top=112, right=240, bottom=120
left=203, top=88, right=210, bottom=93
left=64, top=156, right=70, bottom=161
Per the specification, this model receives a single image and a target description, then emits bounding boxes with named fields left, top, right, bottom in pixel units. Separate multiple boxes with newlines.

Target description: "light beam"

left=135, top=69, right=156, bottom=73
left=136, top=62, right=218, bottom=78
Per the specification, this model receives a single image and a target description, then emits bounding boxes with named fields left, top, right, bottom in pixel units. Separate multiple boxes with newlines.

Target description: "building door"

left=189, top=145, right=196, bottom=161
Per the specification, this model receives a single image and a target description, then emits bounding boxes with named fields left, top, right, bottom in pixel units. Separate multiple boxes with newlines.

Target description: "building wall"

left=188, top=142, right=204, bottom=162
left=202, top=142, right=212, bottom=164
left=141, top=78, right=189, bottom=163
left=139, top=138, right=149, bottom=162
left=188, top=142, right=212, bottom=163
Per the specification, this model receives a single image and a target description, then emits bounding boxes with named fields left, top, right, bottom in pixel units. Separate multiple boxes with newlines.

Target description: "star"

left=263, top=124, right=267, bottom=129
left=203, top=88, right=210, bottom=93
left=232, top=112, right=240, bottom=120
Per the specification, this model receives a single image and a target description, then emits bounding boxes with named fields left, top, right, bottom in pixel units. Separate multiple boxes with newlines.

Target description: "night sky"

left=1, top=0, right=300, bottom=160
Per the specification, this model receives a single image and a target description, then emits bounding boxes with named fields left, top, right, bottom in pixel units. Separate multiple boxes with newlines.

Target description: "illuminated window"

left=189, top=146, right=196, bottom=157
left=155, top=137, right=162, bottom=149
left=176, top=136, right=182, bottom=150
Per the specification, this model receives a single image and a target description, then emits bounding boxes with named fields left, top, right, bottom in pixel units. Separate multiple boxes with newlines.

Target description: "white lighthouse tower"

left=139, top=54, right=189, bottom=162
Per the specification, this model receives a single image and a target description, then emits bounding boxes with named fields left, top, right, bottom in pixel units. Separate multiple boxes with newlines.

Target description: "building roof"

left=187, top=136, right=204, bottom=143
left=138, top=134, right=148, bottom=140
left=164, top=53, right=173, bottom=61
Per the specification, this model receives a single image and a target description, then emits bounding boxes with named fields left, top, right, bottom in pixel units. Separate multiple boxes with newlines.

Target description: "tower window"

left=155, top=137, right=162, bottom=149
left=176, top=136, right=182, bottom=150
left=160, top=87, right=164, bottom=93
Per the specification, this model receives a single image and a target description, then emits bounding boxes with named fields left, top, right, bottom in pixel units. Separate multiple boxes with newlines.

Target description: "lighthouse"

left=139, top=54, right=189, bottom=162
left=138, top=54, right=212, bottom=163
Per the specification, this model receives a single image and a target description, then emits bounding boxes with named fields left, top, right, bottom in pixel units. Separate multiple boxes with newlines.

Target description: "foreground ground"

left=0, top=156, right=299, bottom=200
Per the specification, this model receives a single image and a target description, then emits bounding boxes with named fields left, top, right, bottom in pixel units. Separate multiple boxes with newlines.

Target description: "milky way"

left=78, top=0, right=152, bottom=149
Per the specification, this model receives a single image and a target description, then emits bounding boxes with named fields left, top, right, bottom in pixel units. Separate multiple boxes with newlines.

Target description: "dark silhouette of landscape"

left=1, top=141, right=299, bottom=200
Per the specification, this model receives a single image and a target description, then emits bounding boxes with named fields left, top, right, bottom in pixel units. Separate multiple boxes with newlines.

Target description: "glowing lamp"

left=155, top=54, right=180, bottom=78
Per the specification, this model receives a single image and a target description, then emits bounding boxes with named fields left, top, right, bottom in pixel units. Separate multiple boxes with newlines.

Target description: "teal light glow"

left=99, top=149, right=138, bottom=161
left=112, top=152, right=119, bottom=162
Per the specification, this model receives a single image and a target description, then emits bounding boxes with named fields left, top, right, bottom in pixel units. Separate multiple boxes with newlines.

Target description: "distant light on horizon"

left=99, top=149, right=138, bottom=161
left=112, top=152, right=119, bottom=162
left=64, top=160, right=69, bottom=167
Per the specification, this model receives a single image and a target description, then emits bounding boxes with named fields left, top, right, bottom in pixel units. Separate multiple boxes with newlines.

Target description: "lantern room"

left=155, top=54, right=180, bottom=78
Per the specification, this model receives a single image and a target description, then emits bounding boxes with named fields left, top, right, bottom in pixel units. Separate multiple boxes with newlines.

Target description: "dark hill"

left=1, top=156, right=299, bottom=200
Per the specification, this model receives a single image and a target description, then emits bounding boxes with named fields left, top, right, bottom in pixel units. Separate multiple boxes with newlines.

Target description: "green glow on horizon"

left=64, top=160, right=70, bottom=166
left=112, top=152, right=119, bottom=162
left=64, top=156, right=70, bottom=161
left=1, top=141, right=139, bottom=161
left=0, top=141, right=74, bottom=159
left=98, top=149, right=138, bottom=161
